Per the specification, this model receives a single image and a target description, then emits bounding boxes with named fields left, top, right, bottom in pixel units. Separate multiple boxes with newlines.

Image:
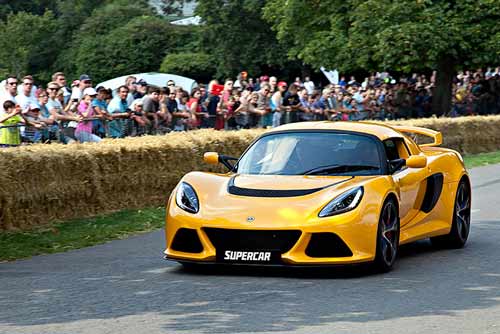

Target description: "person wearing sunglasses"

left=1, top=75, right=18, bottom=115
left=47, top=82, right=81, bottom=144
left=16, top=75, right=38, bottom=112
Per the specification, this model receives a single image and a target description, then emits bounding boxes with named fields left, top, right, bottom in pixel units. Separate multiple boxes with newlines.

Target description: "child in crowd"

left=0, top=101, right=24, bottom=147
left=75, top=88, right=102, bottom=143
left=22, top=103, right=46, bottom=143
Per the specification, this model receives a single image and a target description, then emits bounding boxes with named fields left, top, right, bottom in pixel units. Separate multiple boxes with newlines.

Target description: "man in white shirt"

left=304, top=76, right=315, bottom=95
left=16, top=75, right=38, bottom=111
left=70, top=74, right=93, bottom=102
left=0, top=75, right=18, bottom=116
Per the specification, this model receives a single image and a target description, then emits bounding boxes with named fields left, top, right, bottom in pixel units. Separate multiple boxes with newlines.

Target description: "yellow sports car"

left=164, top=122, right=471, bottom=272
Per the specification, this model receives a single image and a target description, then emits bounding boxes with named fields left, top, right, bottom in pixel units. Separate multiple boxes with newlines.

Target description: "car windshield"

left=236, top=132, right=382, bottom=176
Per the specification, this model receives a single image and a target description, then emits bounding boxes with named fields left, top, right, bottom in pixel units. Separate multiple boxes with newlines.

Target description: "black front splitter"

left=163, top=255, right=369, bottom=269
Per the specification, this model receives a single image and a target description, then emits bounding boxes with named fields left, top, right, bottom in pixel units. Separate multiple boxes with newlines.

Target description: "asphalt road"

left=1, top=164, right=500, bottom=334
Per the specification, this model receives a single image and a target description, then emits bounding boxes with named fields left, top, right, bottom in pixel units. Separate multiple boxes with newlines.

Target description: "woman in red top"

left=186, top=88, right=207, bottom=129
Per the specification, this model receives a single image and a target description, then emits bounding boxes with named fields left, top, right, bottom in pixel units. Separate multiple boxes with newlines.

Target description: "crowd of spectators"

left=0, top=68, right=499, bottom=147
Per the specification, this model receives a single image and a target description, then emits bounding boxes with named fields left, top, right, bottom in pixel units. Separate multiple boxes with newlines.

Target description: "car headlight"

left=175, top=182, right=199, bottom=214
left=318, top=186, right=364, bottom=217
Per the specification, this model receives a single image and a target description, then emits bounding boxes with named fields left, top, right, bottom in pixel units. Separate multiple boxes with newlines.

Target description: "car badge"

left=247, top=216, right=255, bottom=223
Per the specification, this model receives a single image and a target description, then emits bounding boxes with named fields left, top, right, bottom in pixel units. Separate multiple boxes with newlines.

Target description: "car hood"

left=176, top=172, right=380, bottom=227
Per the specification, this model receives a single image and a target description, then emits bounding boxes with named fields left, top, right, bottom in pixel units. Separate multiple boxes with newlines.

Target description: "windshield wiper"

left=302, top=164, right=379, bottom=175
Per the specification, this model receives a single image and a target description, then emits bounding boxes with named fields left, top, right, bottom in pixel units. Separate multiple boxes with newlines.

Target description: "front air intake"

left=171, top=228, right=203, bottom=253
left=305, top=233, right=353, bottom=257
left=203, top=228, right=301, bottom=253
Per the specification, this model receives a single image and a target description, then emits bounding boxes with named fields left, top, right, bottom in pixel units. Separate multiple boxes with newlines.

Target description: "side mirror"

left=203, top=152, right=238, bottom=171
left=406, top=155, right=427, bottom=168
left=203, top=152, right=219, bottom=165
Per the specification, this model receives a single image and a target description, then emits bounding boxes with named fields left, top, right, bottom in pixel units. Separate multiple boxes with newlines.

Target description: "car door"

left=384, top=138, right=428, bottom=226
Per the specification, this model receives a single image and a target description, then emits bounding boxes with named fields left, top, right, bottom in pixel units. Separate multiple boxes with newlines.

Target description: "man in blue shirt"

left=107, top=85, right=130, bottom=138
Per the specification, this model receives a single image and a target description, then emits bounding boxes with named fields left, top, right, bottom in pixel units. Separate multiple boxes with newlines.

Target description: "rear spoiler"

left=393, top=125, right=442, bottom=147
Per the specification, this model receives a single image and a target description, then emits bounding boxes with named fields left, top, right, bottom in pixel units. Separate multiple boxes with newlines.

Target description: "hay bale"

left=0, top=117, right=499, bottom=231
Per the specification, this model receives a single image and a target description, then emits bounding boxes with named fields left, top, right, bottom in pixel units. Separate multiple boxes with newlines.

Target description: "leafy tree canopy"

left=264, top=0, right=500, bottom=113
left=193, top=0, right=289, bottom=78
left=160, top=52, right=216, bottom=82
left=264, top=0, right=500, bottom=72
left=72, top=16, right=185, bottom=83
left=0, top=11, right=58, bottom=80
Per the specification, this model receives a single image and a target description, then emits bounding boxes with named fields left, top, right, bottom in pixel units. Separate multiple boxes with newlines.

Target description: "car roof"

left=267, top=121, right=405, bottom=141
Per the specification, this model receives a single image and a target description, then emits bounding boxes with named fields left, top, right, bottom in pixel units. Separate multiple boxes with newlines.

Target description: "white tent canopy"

left=170, top=16, right=202, bottom=26
left=96, top=72, right=197, bottom=93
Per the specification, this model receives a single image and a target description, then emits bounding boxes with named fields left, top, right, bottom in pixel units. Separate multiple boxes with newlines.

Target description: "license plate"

left=217, top=250, right=281, bottom=264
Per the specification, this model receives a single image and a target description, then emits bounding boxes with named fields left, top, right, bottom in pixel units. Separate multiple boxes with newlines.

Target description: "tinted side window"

left=384, top=140, right=400, bottom=161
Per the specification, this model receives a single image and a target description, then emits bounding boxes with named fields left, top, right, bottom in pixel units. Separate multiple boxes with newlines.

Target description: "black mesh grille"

left=305, top=233, right=353, bottom=257
left=203, top=228, right=301, bottom=253
left=171, top=228, right=203, bottom=253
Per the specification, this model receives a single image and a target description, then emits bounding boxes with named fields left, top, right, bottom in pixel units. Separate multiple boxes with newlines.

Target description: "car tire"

left=431, top=179, right=471, bottom=249
left=374, top=198, right=400, bottom=273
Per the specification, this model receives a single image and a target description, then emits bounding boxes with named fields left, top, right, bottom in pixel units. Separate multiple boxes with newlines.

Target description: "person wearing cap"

left=22, top=103, right=46, bottom=143
left=129, top=98, right=150, bottom=136
left=70, top=74, right=93, bottom=102
left=75, top=87, right=101, bottom=143
left=133, top=79, right=148, bottom=99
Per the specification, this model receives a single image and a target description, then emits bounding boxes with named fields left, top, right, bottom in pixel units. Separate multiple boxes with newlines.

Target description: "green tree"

left=160, top=52, right=216, bottom=82
left=55, top=0, right=153, bottom=79
left=72, top=16, right=183, bottom=83
left=264, top=0, right=500, bottom=115
left=193, top=0, right=289, bottom=78
left=0, top=0, right=59, bottom=21
left=0, top=11, right=58, bottom=80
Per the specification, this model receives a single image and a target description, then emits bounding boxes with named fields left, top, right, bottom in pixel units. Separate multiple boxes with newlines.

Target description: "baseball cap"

left=137, top=79, right=148, bottom=86
left=260, top=75, right=269, bottom=82
left=29, top=102, right=41, bottom=110
left=277, top=81, right=288, bottom=87
left=83, top=87, right=97, bottom=96
left=79, top=74, right=92, bottom=81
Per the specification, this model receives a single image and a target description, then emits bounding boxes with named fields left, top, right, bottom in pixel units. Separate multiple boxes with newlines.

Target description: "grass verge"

left=0, top=207, right=164, bottom=262
left=464, top=150, right=500, bottom=168
left=1, top=150, right=500, bottom=262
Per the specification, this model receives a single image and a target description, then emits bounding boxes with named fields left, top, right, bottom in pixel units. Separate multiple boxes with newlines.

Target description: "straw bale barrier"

left=1, top=115, right=499, bottom=231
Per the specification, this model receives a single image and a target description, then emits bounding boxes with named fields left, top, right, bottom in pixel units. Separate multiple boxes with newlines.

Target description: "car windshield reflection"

left=237, top=132, right=382, bottom=176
